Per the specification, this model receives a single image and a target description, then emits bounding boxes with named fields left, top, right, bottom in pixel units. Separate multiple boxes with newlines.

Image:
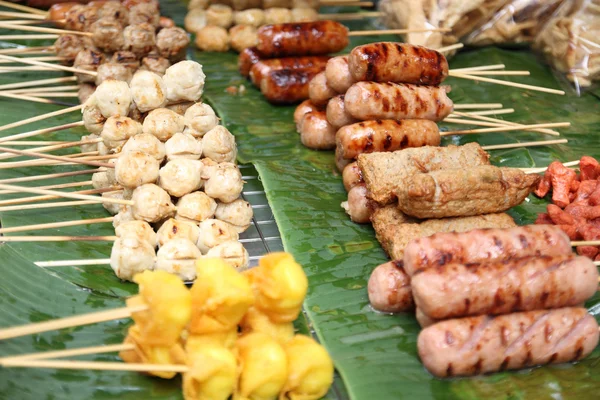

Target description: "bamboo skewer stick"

left=0, top=104, right=82, bottom=133
left=0, top=91, right=58, bottom=104
left=0, top=183, right=129, bottom=205
left=441, top=122, right=569, bottom=136
left=449, top=72, right=566, bottom=95
left=451, top=111, right=560, bottom=135
left=0, top=45, right=52, bottom=55
left=451, top=64, right=506, bottom=73
left=0, top=186, right=119, bottom=206
left=0, top=200, right=102, bottom=212
left=0, top=11, right=46, bottom=20
left=0, top=54, right=97, bottom=76
left=0, top=305, right=147, bottom=341
left=452, top=108, right=514, bottom=116
left=521, top=161, right=580, bottom=174
left=0, top=343, right=134, bottom=363
left=319, top=11, right=383, bottom=20
left=0, top=0, right=46, bottom=15
left=0, top=152, right=115, bottom=169
left=11, top=84, right=78, bottom=93
left=37, top=258, right=111, bottom=267
left=571, top=240, right=600, bottom=246
left=0, top=146, right=113, bottom=168
left=0, top=236, right=117, bottom=242
left=24, top=92, right=78, bottom=98
left=0, top=138, right=101, bottom=161
left=0, top=359, right=189, bottom=373
left=0, top=140, right=67, bottom=145
left=0, top=120, right=83, bottom=143
left=0, top=75, right=76, bottom=90
left=0, top=34, right=58, bottom=40
left=481, top=139, right=568, bottom=151
left=459, top=71, right=530, bottom=76
left=0, top=56, right=66, bottom=64
left=0, top=180, right=93, bottom=194
left=0, top=216, right=113, bottom=234
left=0, top=19, right=45, bottom=25
left=453, top=103, right=503, bottom=109
left=0, top=168, right=104, bottom=184
left=444, top=117, right=521, bottom=128
left=0, top=22, right=92, bottom=36
left=437, top=43, right=464, bottom=53
left=347, top=28, right=450, bottom=36
left=320, top=1, right=373, bottom=6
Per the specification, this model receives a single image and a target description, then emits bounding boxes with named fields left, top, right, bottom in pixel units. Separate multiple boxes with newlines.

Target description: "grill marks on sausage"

left=257, top=21, right=349, bottom=57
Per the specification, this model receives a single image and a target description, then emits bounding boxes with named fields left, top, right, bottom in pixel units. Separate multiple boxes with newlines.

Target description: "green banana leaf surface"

left=1, top=1, right=600, bottom=399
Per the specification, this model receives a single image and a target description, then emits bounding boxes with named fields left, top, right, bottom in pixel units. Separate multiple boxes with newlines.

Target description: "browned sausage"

left=294, top=99, right=321, bottom=131
left=341, top=183, right=371, bottom=223
left=416, top=308, right=437, bottom=328
left=336, top=119, right=441, bottom=160
left=249, top=56, right=329, bottom=87
left=418, top=307, right=599, bottom=377
left=367, top=260, right=414, bottom=313
left=335, top=145, right=351, bottom=172
left=308, top=72, right=337, bottom=107
left=342, top=161, right=362, bottom=192
left=238, top=46, right=261, bottom=77
left=256, top=21, right=349, bottom=57
left=412, top=255, right=598, bottom=320
left=260, top=67, right=321, bottom=104
left=403, top=225, right=573, bottom=276
left=47, top=2, right=78, bottom=24
left=349, top=42, right=449, bottom=85
left=326, top=95, right=357, bottom=129
left=299, top=111, right=336, bottom=150
left=345, top=82, right=454, bottom=122
left=325, top=55, right=355, bottom=93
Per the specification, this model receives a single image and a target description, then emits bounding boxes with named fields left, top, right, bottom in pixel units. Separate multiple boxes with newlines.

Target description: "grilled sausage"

left=341, top=183, right=371, bottom=223
left=416, top=307, right=437, bottom=328
left=418, top=307, right=599, bottom=377
left=367, top=260, right=414, bottom=313
left=249, top=56, right=330, bottom=87
left=397, top=166, right=540, bottom=219
left=336, top=119, right=440, bottom=160
left=260, top=67, right=321, bottom=104
left=238, top=46, right=261, bottom=77
left=256, top=21, right=349, bottom=57
left=412, top=255, right=598, bottom=320
left=335, top=145, right=351, bottom=172
left=342, top=161, right=363, bottom=192
left=326, top=95, right=358, bottom=129
left=325, top=55, right=355, bottom=93
left=299, top=110, right=336, bottom=150
left=48, top=2, right=78, bottom=25
left=349, top=42, right=449, bottom=85
left=403, top=225, right=573, bottom=276
left=294, top=99, right=321, bottom=131
left=308, top=72, right=337, bottom=107
left=345, top=82, right=453, bottom=122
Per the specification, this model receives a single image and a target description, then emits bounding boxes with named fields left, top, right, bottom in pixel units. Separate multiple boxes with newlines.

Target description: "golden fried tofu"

left=183, top=345, right=238, bottom=400
left=239, top=306, right=294, bottom=344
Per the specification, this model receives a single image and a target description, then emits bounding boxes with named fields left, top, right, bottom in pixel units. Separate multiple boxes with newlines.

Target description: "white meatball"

left=196, top=219, right=239, bottom=254
left=112, top=206, right=135, bottom=228
left=115, top=150, right=160, bottom=189
left=204, top=162, right=243, bottom=203
left=158, top=159, right=203, bottom=197
left=229, top=25, right=258, bottom=53
left=264, top=8, right=292, bottom=24
left=233, top=8, right=264, bottom=27
left=101, top=116, right=142, bottom=151
left=206, top=4, right=233, bottom=28
left=195, top=25, right=229, bottom=52
left=121, top=133, right=166, bottom=163
left=200, top=158, right=219, bottom=181
left=123, top=23, right=156, bottom=58
left=184, top=8, right=206, bottom=32
left=189, top=0, right=209, bottom=9
left=115, top=220, right=157, bottom=247
left=97, top=141, right=110, bottom=155
left=142, top=108, right=185, bottom=142
left=165, top=101, right=195, bottom=116
left=110, top=234, right=156, bottom=281
left=131, top=184, right=176, bottom=223
left=202, top=125, right=237, bottom=163
left=163, top=60, right=206, bottom=103
left=95, top=63, right=133, bottom=86
left=183, top=103, right=219, bottom=138
left=205, top=240, right=249, bottom=268
left=291, top=7, right=318, bottom=22
left=165, top=132, right=203, bottom=161
left=155, top=218, right=200, bottom=247
left=93, top=79, right=132, bottom=118
left=130, top=70, right=168, bottom=113
left=82, top=104, right=106, bottom=134
left=81, top=133, right=100, bottom=153
left=155, top=238, right=202, bottom=281
left=215, top=199, right=253, bottom=232
left=175, top=191, right=217, bottom=223
left=102, top=189, right=129, bottom=215
left=92, top=171, right=111, bottom=189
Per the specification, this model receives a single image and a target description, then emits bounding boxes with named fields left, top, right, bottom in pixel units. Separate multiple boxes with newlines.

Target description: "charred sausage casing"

left=325, top=55, right=355, bottom=93
left=403, top=224, right=573, bottom=276
left=249, top=56, right=330, bottom=87
left=260, top=67, right=321, bottom=104
left=308, top=71, right=337, bottom=107
left=418, top=307, right=599, bottom=378
left=294, top=99, right=321, bottom=131
left=336, top=119, right=440, bottom=160
left=349, top=42, right=449, bottom=85
left=345, top=82, right=453, bottom=122
left=367, top=260, right=414, bottom=313
left=412, top=255, right=598, bottom=320
left=238, top=46, right=261, bottom=77
left=397, top=166, right=540, bottom=219
left=342, top=161, right=363, bottom=192
left=299, top=110, right=336, bottom=150
left=326, top=95, right=358, bottom=129
left=256, top=21, right=349, bottom=57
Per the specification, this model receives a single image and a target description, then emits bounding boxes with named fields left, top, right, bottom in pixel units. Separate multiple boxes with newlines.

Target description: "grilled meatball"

left=97, top=1, right=129, bottom=26
left=264, top=7, right=292, bottom=24
left=96, top=63, right=133, bottom=85
left=291, top=7, right=318, bottom=22
left=130, top=70, right=168, bottom=112
left=195, top=26, right=229, bottom=52
left=163, top=61, right=206, bottom=102
left=128, top=2, right=160, bottom=27
left=140, top=54, right=171, bottom=76
left=234, top=8, right=264, bottom=27
left=54, top=34, right=85, bottom=62
left=156, top=27, right=190, bottom=62
left=229, top=25, right=258, bottom=53
left=74, top=49, right=105, bottom=84
left=90, top=17, right=125, bottom=53
left=110, top=51, right=140, bottom=73
left=78, top=83, right=96, bottom=104
left=206, top=4, right=234, bottom=28
left=64, top=4, right=98, bottom=32
left=123, top=23, right=156, bottom=58
left=184, top=8, right=207, bottom=32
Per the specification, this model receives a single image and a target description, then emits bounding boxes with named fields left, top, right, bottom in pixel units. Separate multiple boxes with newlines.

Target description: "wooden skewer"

left=0, top=305, right=146, bottom=341
left=0, top=168, right=104, bottom=184
left=437, top=43, right=463, bottom=53
left=0, top=180, right=93, bottom=194
left=0, top=34, right=58, bottom=40
left=0, top=235, right=117, bottom=242
left=520, top=161, right=580, bottom=174
left=0, top=11, right=46, bottom=20
left=0, top=56, right=65, bottom=64
left=0, top=1, right=47, bottom=15
left=11, top=84, right=78, bottom=93
left=0, top=140, right=68, bottom=145
left=451, top=64, right=506, bottom=73
left=0, top=146, right=113, bottom=168
left=0, top=54, right=97, bottom=76
left=449, top=72, right=565, bottom=95
left=444, top=117, right=519, bottom=128
left=0, top=19, right=46, bottom=25
left=0, top=152, right=114, bottom=169
left=37, top=258, right=111, bottom=267
left=0, top=91, right=60, bottom=104
left=0, top=66, right=57, bottom=71
left=0, top=183, right=129, bottom=205
left=0, top=104, right=82, bottom=133
left=0, top=216, right=113, bottom=234
left=481, top=139, right=568, bottom=151
left=0, top=343, right=134, bottom=363
left=21, top=92, right=79, bottom=98
left=460, top=71, right=530, bottom=76
left=320, top=1, right=373, bottom=6
left=0, top=186, right=119, bottom=206
left=441, top=122, right=568, bottom=136
left=348, top=28, right=449, bottom=36
left=319, top=11, right=383, bottom=20
left=451, top=111, right=560, bottom=136
left=0, top=45, right=51, bottom=55
left=572, top=240, right=600, bottom=246
left=451, top=109, right=514, bottom=116
left=0, top=137, right=101, bottom=161
left=453, top=103, right=503, bottom=109
left=0, top=359, right=189, bottom=373
left=0, top=22, right=92, bottom=36
left=0, top=200, right=102, bottom=212
left=0, top=75, right=76, bottom=90
left=0, top=120, right=83, bottom=143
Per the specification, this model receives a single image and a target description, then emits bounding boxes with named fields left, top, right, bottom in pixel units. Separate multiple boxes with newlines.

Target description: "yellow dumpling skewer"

left=183, top=345, right=238, bottom=400
left=186, top=329, right=239, bottom=351
left=239, top=306, right=294, bottom=344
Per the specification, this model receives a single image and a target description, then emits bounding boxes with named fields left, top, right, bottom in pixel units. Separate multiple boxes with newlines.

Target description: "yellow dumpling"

left=245, top=253, right=308, bottom=323
left=186, top=329, right=238, bottom=351
left=234, top=332, right=288, bottom=400
left=119, top=324, right=187, bottom=379
left=126, top=270, right=192, bottom=346
left=183, top=345, right=238, bottom=400
left=189, top=258, right=254, bottom=334
left=279, top=335, right=334, bottom=400
left=239, top=306, right=294, bottom=344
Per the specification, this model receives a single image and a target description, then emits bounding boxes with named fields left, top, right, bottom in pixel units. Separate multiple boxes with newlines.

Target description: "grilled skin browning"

left=256, top=21, right=349, bottom=57
left=325, top=56, right=355, bottom=93
left=358, top=143, right=491, bottom=205
left=336, top=119, right=440, bottom=160
left=398, top=166, right=540, bottom=219
left=250, top=56, right=330, bottom=86
left=238, top=46, right=261, bottom=77
left=344, top=82, right=453, bottom=122
left=367, top=260, right=414, bottom=313
left=309, top=71, right=337, bottom=107
left=412, top=255, right=598, bottom=320
left=326, top=95, right=358, bottom=129
left=260, top=67, right=321, bottom=104
left=403, top=225, right=573, bottom=276
left=349, top=42, right=449, bottom=85
left=418, top=307, right=599, bottom=377
left=416, top=308, right=437, bottom=328
left=299, top=110, right=336, bottom=150
left=342, top=162, right=363, bottom=192
left=294, top=99, right=321, bottom=131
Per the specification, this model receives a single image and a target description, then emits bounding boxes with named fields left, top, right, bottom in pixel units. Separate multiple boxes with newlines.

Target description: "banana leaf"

left=1, top=1, right=600, bottom=399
